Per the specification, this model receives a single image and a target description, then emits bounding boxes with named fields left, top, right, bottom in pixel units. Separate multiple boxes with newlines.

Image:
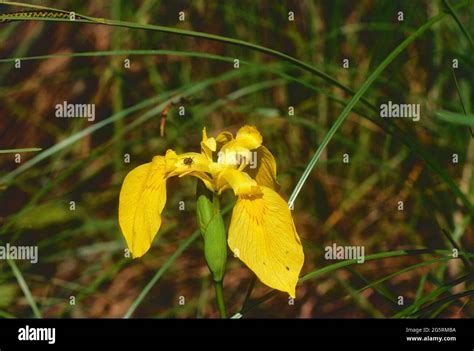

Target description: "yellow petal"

left=202, top=137, right=216, bottom=153
left=193, top=173, right=216, bottom=193
left=217, top=126, right=262, bottom=168
left=215, top=131, right=233, bottom=144
left=166, top=151, right=216, bottom=191
left=217, top=168, right=260, bottom=196
left=164, top=149, right=179, bottom=172
left=201, top=127, right=216, bottom=161
left=246, top=146, right=279, bottom=190
left=228, top=186, right=304, bottom=297
left=202, top=127, right=209, bottom=142
left=173, top=152, right=211, bottom=175
left=118, top=157, right=167, bottom=258
left=217, top=145, right=251, bottom=168
left=235, top=125, right=262, bottom=150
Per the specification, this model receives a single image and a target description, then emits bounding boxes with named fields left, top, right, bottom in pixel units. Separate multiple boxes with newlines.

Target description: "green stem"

left=214, top=281, right=227, bottom=318
left=8, top=259, right=42, bottom=318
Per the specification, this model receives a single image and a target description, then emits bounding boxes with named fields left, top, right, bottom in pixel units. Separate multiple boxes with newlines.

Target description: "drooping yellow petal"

left=118, top=157, right=167, bottom=258
left=228, top=186, right=304, bottom=297
left=217, top=168, right=260, bottom=196
left=192, top=172, right=216, bottom=193
left=246, top=145, right=279, bottom=190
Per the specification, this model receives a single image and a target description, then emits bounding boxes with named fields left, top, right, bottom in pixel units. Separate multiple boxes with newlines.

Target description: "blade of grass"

left=234, top=249, right=474, bottom=317
left=288, top=7, right=463, bottom=208
left=0, top=148, right=42, bottom=154
left=0, top=310, right=15, bottom=318
left=435, top=110, right=474, bottom=126
left=2, top=50, right=472, bottom=212
left=240, top=276, right=257, bottom=312
left=123, top=230, right=200, bottom=318
left=0, top=49, right=239, bottom=64
left=451, top=67, right=473, bottom=136
left=354, top=258, right=449, bottom=299
left=0, top=65, right=265, bottom=186
left=124, top=202, right=233, bottom=318
left=0, top=91, right=173, bottom=185
left=0, top=64, right=277, bottom=242
left=409, top=289, right=474, bottom=318
left=59, top=258, right=129, bottom=316
left=7, top=1, right=468, bottom=115
left=415, top=273, right=429, bottom=302
left=394, top=273, right=474, bottom=317
left=0, top=1, right=359, bottom=100
left=334, top=275, right=384, bottom=317
left=347, top=267, right=397, bottom=303
left=441, top=228, right=473, bottom=272
left=300, top=250, right=472, bottom=283
left=452, top=69, right=468, bottom=115
left=2, top=2, right=473, bottom=214
left=7, top=259, right=41, bottom=318
left=443, top=0, right=474, bottom=48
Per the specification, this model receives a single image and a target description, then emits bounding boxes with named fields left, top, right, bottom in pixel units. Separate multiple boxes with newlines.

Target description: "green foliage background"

left=0, top=0, right=473, bottom=318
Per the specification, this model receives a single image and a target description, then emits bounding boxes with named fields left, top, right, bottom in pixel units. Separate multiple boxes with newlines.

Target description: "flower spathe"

left=118, top=125, right=304, bottom=297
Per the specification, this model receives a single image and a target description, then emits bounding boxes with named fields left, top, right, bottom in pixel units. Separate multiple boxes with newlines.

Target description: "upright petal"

left=201, top=127, right=216, bottom=161
left=235, top=125, right=262, bottom=150
left=218, top=126, right=262, bottom=168
left=228, top=186, right=304, bottom=297
left=119, top=156, right=167, bottom=258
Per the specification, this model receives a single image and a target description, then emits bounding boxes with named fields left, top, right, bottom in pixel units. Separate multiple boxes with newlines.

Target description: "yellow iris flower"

left=118, top=125, right=304, bottom=297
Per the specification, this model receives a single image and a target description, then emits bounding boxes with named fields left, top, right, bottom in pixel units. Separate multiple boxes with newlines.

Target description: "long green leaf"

left=443, top=0, right=474, bottom=48
left=0, top=148, right=42, bottom=154
left=395, top=273, right=474, bottom=317
left=288, top=7, right=462, bottom=207
left=7, top=259, right=41, bottom=318
left=435, top=110, right=474, bottom=126
left=124, top=202, right=234, bottom=318
left=409, top=290, right=474, bottom=318
left=3, top=49, right=472, bottom=213
left=123, top=230, right=200, bottom=318
left=0, top=66, right=264, bottom=185
left=0, top=1, right=357, bottom=99
left=234, top=249, right=474, bottom=317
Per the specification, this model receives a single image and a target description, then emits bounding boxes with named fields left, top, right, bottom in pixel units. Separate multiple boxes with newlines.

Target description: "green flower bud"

left=196, top=181, right=227, bottom=283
